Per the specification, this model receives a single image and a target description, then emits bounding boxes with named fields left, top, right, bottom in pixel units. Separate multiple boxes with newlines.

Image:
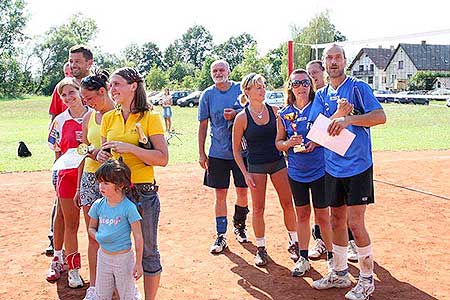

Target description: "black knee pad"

left=233, top=205, right=249, bottom=229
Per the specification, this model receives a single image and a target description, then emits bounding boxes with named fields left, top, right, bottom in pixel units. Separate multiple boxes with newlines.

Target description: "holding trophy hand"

left=336, top=98, right=354, bottom=116
left=290, top=123, right=307, bottom=153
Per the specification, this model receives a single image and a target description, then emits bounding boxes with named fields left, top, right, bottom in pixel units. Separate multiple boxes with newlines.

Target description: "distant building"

left=384, top=41, right=450, bottom=91
left=347, top=47, right=394, bottom=90
left=432, top=77, right=450, bottom=89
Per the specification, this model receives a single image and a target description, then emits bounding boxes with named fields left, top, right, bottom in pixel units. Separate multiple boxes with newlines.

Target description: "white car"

left=446, top=98, right=450, bottom=107
left=264, top=91, right=285, bottom=107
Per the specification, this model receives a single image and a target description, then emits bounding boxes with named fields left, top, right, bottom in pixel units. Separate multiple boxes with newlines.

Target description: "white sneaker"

left=345, top=277, right=375, bottom=300
left=291, top=256, right=310, bottom=277
left=309, top=238, right=326, bottom=259
left=210, top=234, right=227, bottom=254
left=326, top=257, right=334, bottom=272
left=68, top=269, right=84, bottom=288
left=288, top=242, right=299, bottom=262
left=312, top=271, right=352, bottom=290
left=234, top=227, right=248, bottom=243
left=347, top=240, right=358, bottom=262
left=83, top=286, right=96, bottom=300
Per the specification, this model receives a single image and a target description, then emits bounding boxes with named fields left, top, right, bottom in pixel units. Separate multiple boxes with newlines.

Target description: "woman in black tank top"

left=232, top=73, right=298, bottom=267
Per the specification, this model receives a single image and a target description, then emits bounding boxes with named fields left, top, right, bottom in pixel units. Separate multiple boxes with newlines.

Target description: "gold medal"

left=77, top=143, right=93, bottom=155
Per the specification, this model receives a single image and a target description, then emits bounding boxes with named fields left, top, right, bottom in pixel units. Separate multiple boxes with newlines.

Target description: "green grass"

left=0, top=97, right=449, bottom=172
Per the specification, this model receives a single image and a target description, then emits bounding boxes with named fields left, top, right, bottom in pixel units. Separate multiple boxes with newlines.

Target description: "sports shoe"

left=254, top=247, right=268, bottom=266
left=327, top=257, right=334, bottom=272
left=83, top=286, right=96, bottom=300
left=234, top=227, right=248, bottom=243
left=312, top=271, right=352, bottom=290
left=210, top=234, right=227, bottom=254
left=46, top=256, right=65, bottom=282
left=68, top=268, right=84, bottom=288
left=45, top=236, right=54, bottom=257
left=309, top=238, right=326, bottom=259
left=291, top=256, right=311, bottom=277
left=347, top=240, right=358, bottom=262
left=288, top=241, right=299, bottom=262
left=345, top=277, right=375, bottom=300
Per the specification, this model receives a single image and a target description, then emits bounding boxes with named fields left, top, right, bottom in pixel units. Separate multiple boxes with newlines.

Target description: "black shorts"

left=248, top=158, right=286, bottom=175
left=203, top=157, right=247, bottom=189
left=288, top=175, right=328, bottom=208
left=325, top=166, right=375, bottom=207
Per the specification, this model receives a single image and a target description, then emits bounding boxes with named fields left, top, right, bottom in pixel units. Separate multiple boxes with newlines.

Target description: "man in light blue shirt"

left=309, top=44, right=386, bottom=300
left=198, top=60, right=249, bottom=254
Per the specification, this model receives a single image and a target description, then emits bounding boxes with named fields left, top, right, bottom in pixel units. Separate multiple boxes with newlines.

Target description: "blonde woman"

left=232, top=73, right=298, bottom=266
left=47, top=77, right=92, bottom=288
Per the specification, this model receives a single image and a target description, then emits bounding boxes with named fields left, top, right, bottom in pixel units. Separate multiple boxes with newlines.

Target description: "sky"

left=25, top=0, right=450, bottom=59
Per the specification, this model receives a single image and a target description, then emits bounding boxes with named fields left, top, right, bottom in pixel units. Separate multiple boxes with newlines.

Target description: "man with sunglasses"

left=198, top=60, right=249, bottom=254
left=309, top=44, right=386, bottom=300
left=306, top=59, right=359, bottom=263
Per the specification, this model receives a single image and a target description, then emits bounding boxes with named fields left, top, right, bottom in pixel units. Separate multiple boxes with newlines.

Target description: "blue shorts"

left=162, top=107, right=172, bottom=118
left=129, top=184, right=162, bottom=276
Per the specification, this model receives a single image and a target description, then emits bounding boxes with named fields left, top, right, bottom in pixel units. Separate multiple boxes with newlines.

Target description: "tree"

left=140, top=42, right=164, bottom=74
left=167, top=62, right=195, bottom=83
left=33, top=13, right=97, bottom=95
left=0, top=0, right=28, bottom=97
left=263, top=47, right=285, bottom=89
left=195, top=56, right=215, bottom=90
left=409, top=71, right=450, bottom=90
left=145, top=66, right=168, bottom=91
left=163, top=41, right=183, bottom=69
left=179, top=25, right=213, bottom=68
left=213, top=33, right=256, bottom=70
left=122, top=43, right=140, bottom=68
left=94, top=48, right=128, bottom=74
left=230, top=45, right=267, bottom=83
left=290, top=10, right=346, bottom=70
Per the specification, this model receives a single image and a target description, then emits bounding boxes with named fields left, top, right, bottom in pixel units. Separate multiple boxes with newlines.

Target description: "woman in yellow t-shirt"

left=74, top=70, right=115, bottom=299
left=98, top=67, right=168, bottom=300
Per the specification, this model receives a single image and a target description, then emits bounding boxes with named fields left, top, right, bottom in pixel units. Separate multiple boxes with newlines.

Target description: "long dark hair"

left=112, top=67, right=149, bottom=117
left=95, top=159, right=142, bottom=215
left=285, top=69, right=315, bottom=106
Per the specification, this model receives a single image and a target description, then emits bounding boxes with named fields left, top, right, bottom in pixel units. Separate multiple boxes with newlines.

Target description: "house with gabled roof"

left=432, top=77, right=450, bottom=89
left=384, top=41, right=450, bottom=90
left=347, top=47, right=394, bottom=90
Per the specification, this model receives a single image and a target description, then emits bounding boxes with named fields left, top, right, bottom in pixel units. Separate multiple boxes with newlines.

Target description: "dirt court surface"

left=1, top=150, right=449, bottom=300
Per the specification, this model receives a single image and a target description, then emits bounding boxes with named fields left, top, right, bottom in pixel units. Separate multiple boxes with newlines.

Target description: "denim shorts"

left=128, top=184, right=162, bottom=276
left=80, top=172, right=102, bottom=206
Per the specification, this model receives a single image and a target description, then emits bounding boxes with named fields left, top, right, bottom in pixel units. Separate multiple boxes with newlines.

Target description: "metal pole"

left=288, top=40, right=294, bottom=77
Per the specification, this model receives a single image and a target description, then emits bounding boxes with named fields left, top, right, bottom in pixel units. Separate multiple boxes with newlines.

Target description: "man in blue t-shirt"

left=309, top=44, right=386, bottom=300
left=198, top=60, right=249, bottom=254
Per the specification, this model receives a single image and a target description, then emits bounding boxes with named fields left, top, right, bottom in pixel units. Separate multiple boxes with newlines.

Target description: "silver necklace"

left=251, top=105, right=265, bottom=119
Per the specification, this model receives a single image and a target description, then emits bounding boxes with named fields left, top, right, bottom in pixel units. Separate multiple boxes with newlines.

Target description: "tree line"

left=1, top=0, right=346, bottom=98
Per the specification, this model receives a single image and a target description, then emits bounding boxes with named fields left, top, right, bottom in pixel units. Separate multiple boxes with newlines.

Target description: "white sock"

left=288, top=231, right=298, bottom=244
left=54, top=250, right=63, bottom=260
left=256, top=237, right=266, bottom=248
left=357, top=244, right=374, bottom=278
left=333, top=244, right=348, bottom=272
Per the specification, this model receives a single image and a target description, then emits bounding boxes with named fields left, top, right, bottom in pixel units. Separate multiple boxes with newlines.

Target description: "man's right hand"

left=199, top=153, right=208, bottom=170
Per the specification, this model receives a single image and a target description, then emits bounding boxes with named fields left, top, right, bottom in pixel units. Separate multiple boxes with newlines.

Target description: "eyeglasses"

left=290, top=79, right=311, bottom=88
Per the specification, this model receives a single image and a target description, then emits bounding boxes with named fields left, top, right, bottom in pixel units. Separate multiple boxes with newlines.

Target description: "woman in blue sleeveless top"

left=232, top=73, right=297, bottom=267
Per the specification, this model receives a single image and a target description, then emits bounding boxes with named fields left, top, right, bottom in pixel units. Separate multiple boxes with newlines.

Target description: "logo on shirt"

left=99, top=216, right=122, bottom=225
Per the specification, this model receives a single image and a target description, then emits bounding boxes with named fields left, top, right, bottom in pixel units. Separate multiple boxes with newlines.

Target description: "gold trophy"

left=136, top=123, right=153, bottom=149
left=291, top=123, right=306, bottom=153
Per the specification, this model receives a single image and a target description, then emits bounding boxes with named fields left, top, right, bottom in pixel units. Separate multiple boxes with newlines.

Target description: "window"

left=391, top=74, right=396, bottom=83
left=399, top=61, right=404, bottom=69
left=359, top=65, right=364, bottom=71
left=407, top=74, right=412, bottom=79
left=370, top=64, right=374, bottom=71
left=383, top=76, right=387, bottom=84
left=368, top=76, right=374, bottom=84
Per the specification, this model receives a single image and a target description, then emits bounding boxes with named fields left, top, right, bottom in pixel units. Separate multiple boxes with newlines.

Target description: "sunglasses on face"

left=290, top=79, right=311, bottom=88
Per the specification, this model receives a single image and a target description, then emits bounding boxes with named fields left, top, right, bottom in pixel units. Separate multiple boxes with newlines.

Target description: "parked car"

left=427, top=88, right=450, bottom=101
left=177, top=91, right=202, bottom=107
left=394, top=90, right=429, bottom=105
left=170, top=90, right=190, bottom=105
left=374, top=90, right=395, bottom=103
left=264, top=91, right=285, bottom=107
left=446, top=98, right=450, bottom=107
left=148, top=92, right=164, bottom=106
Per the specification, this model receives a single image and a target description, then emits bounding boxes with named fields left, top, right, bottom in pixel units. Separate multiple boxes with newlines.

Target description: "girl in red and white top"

left=47, top=77, right=92, bottom=288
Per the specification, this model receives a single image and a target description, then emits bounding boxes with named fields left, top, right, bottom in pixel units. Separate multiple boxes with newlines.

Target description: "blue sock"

left=216, top=216, right=227, bottom=235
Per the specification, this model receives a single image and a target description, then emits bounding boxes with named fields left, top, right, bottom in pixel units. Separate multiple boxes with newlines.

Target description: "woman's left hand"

left=102, top=141, right=131, bottom=154
left=133, top=263, right=143, bottom=280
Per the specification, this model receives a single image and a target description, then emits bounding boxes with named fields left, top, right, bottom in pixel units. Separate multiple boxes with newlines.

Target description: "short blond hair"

left=56, top=77, right=80, bottom=95
left=239, top=73, right=265, bottom=105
